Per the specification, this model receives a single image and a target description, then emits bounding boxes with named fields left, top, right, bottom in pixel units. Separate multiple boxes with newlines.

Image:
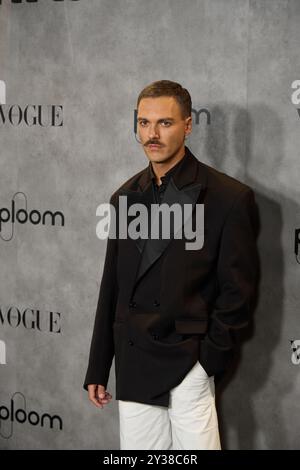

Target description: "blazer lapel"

left=116, top=146, right=207, bottom=289
left=135, top=176, right=202, bottom=282
left=118, top=179, right=154, bottom=255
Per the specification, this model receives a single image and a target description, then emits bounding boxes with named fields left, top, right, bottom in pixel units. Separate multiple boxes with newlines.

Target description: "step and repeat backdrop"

left=0, top=0, right=300, bottom=450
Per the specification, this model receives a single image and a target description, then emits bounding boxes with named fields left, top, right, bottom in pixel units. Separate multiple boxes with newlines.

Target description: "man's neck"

left=151, top=146, right=185, bottom=185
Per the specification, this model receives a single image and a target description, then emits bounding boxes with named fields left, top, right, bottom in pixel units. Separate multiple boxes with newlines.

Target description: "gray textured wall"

left=0, top=0, right=299, bottom=450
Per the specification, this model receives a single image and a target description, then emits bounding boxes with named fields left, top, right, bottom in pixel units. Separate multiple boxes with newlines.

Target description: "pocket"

left=175, top=318, right=207, bottom=334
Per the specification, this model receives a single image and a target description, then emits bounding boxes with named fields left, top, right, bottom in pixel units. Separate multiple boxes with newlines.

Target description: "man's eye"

left=138, top=121, right=171, bottom=126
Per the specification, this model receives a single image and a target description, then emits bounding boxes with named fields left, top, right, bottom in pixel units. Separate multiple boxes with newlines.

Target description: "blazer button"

left=128, top=340, right=134, bottom=346
left=129, top=301, right=137, bottom=308
left=153, top=300, right=160, bottom=307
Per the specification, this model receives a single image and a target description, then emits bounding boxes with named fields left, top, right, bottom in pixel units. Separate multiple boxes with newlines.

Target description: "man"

left=84, top=80, right=259, bottom=450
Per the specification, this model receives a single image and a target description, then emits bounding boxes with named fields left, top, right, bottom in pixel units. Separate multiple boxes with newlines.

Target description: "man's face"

left=137, top=96, right=192, bottom=164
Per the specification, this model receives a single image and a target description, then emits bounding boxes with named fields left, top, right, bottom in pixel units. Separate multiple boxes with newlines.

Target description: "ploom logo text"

left=0, top=392, right=63, bottom=439
left=0, top=192, right=65, bottom=241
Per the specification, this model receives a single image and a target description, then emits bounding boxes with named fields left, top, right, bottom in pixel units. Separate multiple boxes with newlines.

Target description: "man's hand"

left=88, top=384, right=112, bottom=409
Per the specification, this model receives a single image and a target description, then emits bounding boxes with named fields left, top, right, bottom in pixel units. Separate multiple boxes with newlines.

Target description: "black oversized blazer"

left=84, top=146, right=259, bottom=407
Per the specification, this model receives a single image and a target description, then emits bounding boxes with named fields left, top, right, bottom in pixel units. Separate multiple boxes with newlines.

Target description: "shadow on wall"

left=191, top=103, right=293, bottom=449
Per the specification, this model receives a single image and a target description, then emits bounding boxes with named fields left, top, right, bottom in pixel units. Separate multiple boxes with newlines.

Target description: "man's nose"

left=148, top=124, right=160, bottom=139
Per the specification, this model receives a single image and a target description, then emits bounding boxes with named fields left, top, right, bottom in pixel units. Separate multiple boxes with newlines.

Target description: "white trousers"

left=118, top=360, right=221, bottom=450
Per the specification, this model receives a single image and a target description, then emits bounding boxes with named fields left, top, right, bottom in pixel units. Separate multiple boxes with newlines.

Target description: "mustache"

left=146, top=141, right=163, bottom=146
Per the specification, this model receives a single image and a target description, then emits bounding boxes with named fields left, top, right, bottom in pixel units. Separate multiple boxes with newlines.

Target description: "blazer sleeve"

left=83, top=194, right=119, bottom=390
left=199, top=187, right=259, bottom=375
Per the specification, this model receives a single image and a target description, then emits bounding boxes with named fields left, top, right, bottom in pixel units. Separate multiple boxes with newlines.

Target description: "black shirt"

left=149, top=152, right=187, bottom=204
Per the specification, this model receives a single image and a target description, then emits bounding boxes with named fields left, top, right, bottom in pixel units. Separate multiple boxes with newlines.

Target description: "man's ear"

left=185, top=116, right=193, bottom=136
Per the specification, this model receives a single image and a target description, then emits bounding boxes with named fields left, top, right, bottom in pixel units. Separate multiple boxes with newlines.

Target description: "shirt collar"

left=148, top=149, right=187, bottom=184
